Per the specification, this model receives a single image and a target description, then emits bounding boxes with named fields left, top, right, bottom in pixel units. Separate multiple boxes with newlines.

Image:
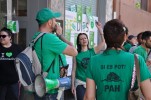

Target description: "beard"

left=52, top=25, right=57, bottom=33
left=145, top=43, right=151, bottom=49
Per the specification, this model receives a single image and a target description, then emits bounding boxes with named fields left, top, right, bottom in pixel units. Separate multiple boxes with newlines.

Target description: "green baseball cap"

left=36, top=8, right=61, bottom=25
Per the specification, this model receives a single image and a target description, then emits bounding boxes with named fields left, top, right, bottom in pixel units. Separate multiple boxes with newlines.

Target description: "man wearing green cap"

left=33, top=8, right=77, bottom=100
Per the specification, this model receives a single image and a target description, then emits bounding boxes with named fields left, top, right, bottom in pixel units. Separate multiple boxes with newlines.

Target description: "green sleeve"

left=134, top=49, right=147, bottom=62
left=44, top=34, right=67, bottom=54
left=138, top=55, right=151, bottom=82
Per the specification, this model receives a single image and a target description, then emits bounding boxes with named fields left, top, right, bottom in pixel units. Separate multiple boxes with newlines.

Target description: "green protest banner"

left=86, top=6, right=95, bottom=29
left=77, top=5, right=82, bottom=23
left=89, top=31, right=94, bottom=48
left=7, top=20, right=19, bottom=33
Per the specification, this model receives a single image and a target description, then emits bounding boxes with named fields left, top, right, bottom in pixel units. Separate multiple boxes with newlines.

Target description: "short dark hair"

left=103, top=19, right=127, bottom=49
left=137, top=32, right=143, bottom=40
left=0, top=27, right=12, bottom=37
left=141, top=31, right=151, bottom=40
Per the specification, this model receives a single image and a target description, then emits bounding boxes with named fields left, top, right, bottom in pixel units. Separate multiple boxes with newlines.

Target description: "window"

left=0, top=0, right=7, bottom=29
left=141, top=0, right=147, bottom=11
left=148, top=0, right=151, bottom=13
left=135, top=0, right=141, bottom=9
left=13, top=0, right=27, bottom=16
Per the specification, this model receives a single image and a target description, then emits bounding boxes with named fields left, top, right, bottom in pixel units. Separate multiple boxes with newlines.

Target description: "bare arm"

left=84, top=78, right=96, bottom=100
left=71, top=57, right=77, bottom=94
left=56, top=24, right=78, bottom=56
left=140, top=79, right=151, bottom=100
left=94, top=21, right=106, bottom=54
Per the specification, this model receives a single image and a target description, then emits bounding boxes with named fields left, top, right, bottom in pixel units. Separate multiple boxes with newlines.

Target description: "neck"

left=111, top=47, right=122, bottom=50
left=39, top=25, right=53, bottom=33
left=81, top=46, right=88, bottom=51
left=2, top=42, right=12, bottom=48
left=141, top=44, right=150, bottom=52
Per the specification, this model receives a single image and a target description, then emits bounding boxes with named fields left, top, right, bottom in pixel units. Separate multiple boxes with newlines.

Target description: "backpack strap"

left=33, top=32, right=46, bottom=43
left=29, top=33, right=46, bottom=47
left=134, top=54, right=140, bottom=85
left=59, top=55, right=64, bottom=67
left=130, top=54, right=140, bottom=89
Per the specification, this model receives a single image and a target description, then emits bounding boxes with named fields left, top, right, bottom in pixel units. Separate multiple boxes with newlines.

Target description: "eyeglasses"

left=0, top=35, right=8, bottom=38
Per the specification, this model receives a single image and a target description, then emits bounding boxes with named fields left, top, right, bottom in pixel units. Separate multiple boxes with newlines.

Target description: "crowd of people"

left=0, top=8, right=151, bottom=100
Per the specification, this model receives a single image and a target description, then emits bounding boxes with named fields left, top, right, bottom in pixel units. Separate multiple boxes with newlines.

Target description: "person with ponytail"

left=84, top=19, right=151, bottom=100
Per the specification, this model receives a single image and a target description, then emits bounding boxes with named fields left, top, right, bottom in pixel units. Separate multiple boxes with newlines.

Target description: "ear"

left=47, top=20, right=52, bottom=26
left=142, top=39, right=146, bottom=43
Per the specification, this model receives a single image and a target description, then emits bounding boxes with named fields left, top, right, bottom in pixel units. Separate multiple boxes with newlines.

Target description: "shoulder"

left=88, top=48, right=94, bottom=52
left=91, top=53, right=101, bottom=61
left=43, top=33, right=62, bottom=42
left=134, top=45, right=143, bottom=51
left=135, top=54, right=145, bottom=61
left=134, top=46, right=145, bottom=53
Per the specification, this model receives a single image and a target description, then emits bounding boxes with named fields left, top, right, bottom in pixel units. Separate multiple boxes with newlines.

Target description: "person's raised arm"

left=84, top=78, right=96, bottom=100
left=71, top=57, right=77, bottom=95
left=94, top=21, right=106, bottom=54
left=56, top=24, right=78, bottom=56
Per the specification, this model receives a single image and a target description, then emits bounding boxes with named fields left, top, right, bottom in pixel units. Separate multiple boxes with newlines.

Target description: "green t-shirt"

left=123, top=42, right=132, bottom=52
left=76, top=48, right=95, bottom=82
left=86, top=49, right=151, bottom=100
left=133, top=45, right=147, bottom=61
left=33, top=32, right=67, bottom=94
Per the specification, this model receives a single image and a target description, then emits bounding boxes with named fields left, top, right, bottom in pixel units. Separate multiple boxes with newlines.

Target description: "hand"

left=95, top=21, right=103, bottom=30
left=146, top=60, right=151, bottom=67
left=60, top=67, right=67, bottom=78
left=56, top=24, right=62, bottom=36
left=71, top=85, right=76, bottom=95
left=96, top=21, right=103, bottom=34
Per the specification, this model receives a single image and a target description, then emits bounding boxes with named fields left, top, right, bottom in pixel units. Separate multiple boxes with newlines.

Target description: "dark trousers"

left=76, top=85, right=86, bottom=100
left=0, top=82, right=19, bottom=100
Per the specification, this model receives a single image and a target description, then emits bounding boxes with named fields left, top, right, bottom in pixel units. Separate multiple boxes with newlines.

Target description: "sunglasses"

left=0, top=35, right=8, bottom=38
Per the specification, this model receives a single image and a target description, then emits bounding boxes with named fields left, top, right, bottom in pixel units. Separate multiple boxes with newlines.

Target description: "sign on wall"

left=65, top=10, right=98, bottom=76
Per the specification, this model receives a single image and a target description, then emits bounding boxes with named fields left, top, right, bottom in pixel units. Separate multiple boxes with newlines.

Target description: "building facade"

left=113, top=0, right=151, bottom=35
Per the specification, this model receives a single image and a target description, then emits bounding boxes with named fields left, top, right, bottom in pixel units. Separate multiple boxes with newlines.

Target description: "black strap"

left=46, top=59, right=55, bottom=73
left=59, top=55, right=64, bottom=67
left=46, top=55, right=65, bottom=73
left=147, top=49, right=151, bottom=56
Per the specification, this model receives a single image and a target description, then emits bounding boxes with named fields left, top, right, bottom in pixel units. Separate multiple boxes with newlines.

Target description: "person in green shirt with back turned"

left=84, top=19, right=151, bottom=100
